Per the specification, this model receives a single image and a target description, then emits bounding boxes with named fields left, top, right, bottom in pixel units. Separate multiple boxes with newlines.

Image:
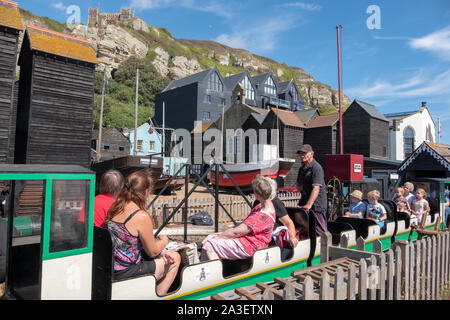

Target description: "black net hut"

left=14, top=25, right=98, bottom=167
left=0, top=0, right=22, bottom=164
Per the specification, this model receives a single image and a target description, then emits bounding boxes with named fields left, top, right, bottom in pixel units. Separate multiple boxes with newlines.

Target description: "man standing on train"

left=295, top=144, right=328, bottom=236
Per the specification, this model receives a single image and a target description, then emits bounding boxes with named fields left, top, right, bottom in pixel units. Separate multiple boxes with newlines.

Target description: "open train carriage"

left=91, top=207, right=318, bottom=300
left=0, top=164, right=96, bottom=300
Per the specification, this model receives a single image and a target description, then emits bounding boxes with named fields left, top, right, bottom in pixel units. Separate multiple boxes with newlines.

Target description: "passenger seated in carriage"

left=393, top=187, right=411, bottom=215
left=410, top=188, right=430, bottom=224
left=344, top=190, right=366, bottom=218
left=103, top=169, right=181, bottom=296
left=252, top=189, right=299, bottom=249
left=366, top=190, right=387, bottom=229
left=200, top=175, right=276, bottom=261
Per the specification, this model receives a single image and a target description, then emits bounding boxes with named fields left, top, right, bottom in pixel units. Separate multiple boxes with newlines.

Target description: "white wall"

left=390, top=107, right=436, bottom=161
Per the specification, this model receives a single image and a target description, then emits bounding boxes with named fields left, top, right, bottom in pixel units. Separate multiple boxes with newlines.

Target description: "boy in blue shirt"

left=345, top=190, right=366, bottom=218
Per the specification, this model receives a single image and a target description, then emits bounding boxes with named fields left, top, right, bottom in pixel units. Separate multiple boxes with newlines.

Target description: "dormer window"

left=208, top=71, right=223, bottom=92
left=264, top=76, right=276, bottom=95
left=240, top=76, right=255, bottom=100
left=290, top=85, right=299, bottom=101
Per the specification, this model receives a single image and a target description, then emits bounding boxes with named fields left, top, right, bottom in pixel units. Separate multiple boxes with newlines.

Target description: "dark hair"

left=99, top=170, right=124, bottom=196
left=103, top=169, right=153, bottom=225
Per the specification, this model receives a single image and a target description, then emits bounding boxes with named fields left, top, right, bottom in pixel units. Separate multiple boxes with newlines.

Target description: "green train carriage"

left=0, top=165, right=446, bottom=300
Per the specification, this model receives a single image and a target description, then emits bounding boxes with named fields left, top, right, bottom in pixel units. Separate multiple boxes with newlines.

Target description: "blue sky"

left=19, top=0, right=450, bottom=143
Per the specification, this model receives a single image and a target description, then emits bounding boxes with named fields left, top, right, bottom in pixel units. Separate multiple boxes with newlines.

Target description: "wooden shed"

left=343, top=99, right=389, bottom=160
left=0, top=0, right=22, bottom=164
left=258, top=107, right=306, bottom=186
left=14, top=25, right=98, bottom=167
left=303, top=113, right=339, bottom=169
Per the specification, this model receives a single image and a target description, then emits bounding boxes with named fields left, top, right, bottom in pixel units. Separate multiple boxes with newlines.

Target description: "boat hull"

left=209, top=158, right=296, bottom=189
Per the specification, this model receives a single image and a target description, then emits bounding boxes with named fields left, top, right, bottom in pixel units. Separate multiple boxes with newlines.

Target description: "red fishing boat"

left=209, top=158, right=296, bottom=190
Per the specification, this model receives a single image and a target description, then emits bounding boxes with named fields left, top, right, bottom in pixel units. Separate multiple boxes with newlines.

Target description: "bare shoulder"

left=134, top=210, right=152, bottom=222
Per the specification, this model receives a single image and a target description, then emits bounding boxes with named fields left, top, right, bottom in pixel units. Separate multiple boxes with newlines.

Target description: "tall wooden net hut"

left=14, top=25, right=98, bottom=167
left=0, top=0, right=22, bottom=164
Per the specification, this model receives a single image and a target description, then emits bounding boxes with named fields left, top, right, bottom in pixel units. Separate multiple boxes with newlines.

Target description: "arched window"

left=240, top=76, right=255, bottom=100
left=264, top=76, right=276, bottom=96
left=208, top=72, right=223, bottom=92
left=404, top=127, right=415, bottom=158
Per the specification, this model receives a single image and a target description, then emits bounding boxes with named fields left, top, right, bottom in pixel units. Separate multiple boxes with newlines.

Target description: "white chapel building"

left=384, top=102, right=436, bottom=161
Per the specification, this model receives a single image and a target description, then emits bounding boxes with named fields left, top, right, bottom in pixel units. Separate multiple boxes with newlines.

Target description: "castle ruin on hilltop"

left=88, top=8, right=133, bottom=27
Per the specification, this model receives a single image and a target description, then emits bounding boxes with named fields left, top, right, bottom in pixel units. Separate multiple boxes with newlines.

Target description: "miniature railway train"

left=0, top=165, right=447, bottom=300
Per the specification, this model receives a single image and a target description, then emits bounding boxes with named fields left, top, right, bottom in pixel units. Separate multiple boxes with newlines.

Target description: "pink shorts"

left=202, top=234, right=250, bottom=260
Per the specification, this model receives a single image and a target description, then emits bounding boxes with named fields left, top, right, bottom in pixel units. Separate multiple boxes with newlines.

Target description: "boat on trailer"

left=209, top=158, right=296, bottom=191
left=0, top=165, right=446, bottom=300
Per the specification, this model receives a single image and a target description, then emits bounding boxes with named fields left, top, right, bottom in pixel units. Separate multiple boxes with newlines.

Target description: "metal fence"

left=150, top=192, right=301, bottom=226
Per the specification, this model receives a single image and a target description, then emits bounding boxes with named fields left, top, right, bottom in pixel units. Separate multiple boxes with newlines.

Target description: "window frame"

left=403, top=126, right=415, bottom=159
left=0, top=172, right=96, bottom=261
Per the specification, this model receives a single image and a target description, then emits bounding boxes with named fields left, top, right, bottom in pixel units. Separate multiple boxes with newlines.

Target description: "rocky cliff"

left=17, top=9, right=350, bottom=113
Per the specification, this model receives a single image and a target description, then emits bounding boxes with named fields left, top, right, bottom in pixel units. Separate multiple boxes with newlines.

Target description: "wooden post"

left=347, top=262, right=356, bottom=300
left=386, top=249, right=394, bottom=300
left=334, top=266, right=345, bottom=300
left=431, top=236, right=436, bottom=300
left=409, top=242, right=415, bottom=300
left=415, top=240, right=421, bottom=300
left=426, top=238, right=431, bottom=300
left=359, top=258, right=367, bottom=300
left=396, top=240, right=409, bottom=300
left=421, top=239, right=426, bottom=300
left=283, top=282, right=296, bottom=300
left=320, top=232, right=332, bottom=264
left=437, top=234, right=441, bottom=298
left=303, top=276, right=314, bottom=300
left=378, top=251, right=386, bottom=300
left=373, top=239, right=382, bottom=254
left=134, top=68, right=139, bottom=156
left=368, top=255, right=377, bottom=300
left=356, top=237, right=365, bottom=251
left=320, top=271, right=330, bottom=300
left=394, top=246, right=402, bottom=300
left=262, top=288, right=274, bottom=300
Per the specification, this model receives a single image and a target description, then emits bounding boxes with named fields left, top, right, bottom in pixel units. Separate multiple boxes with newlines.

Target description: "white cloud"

left=346, top=69, right=450, bottom=100
left=213, top=16, right=298, bottom=53
left=129, top=0, right=174, bottom=10
left=129, top=0, right=235, bottom=19
left=278, top=2, right=322, bottom=11
left=409, top=26, right=450, bottom=61
left=52, top=2, right=67, bottom=10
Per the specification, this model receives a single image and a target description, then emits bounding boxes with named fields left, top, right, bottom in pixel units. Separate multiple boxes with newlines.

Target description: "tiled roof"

left=295, top=108, right=318, bottom=124
left=427, top=142, right=450, bottom=162
left=190, top=121, right=213, bottom=133
left=305, top=113, right=338, bottom=129
left=25, top=25, right=97, bottom=64
left=248, top=106, right=269, bottom=116
left=0, top=0, right=23, bottom=31
left=271, top=107, right=306, bottom=128
left=163, top=67, right=215, bottom=92
left=353, top=99, right=388, bottom=122
left=399, top=141, right=450, bottom=173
